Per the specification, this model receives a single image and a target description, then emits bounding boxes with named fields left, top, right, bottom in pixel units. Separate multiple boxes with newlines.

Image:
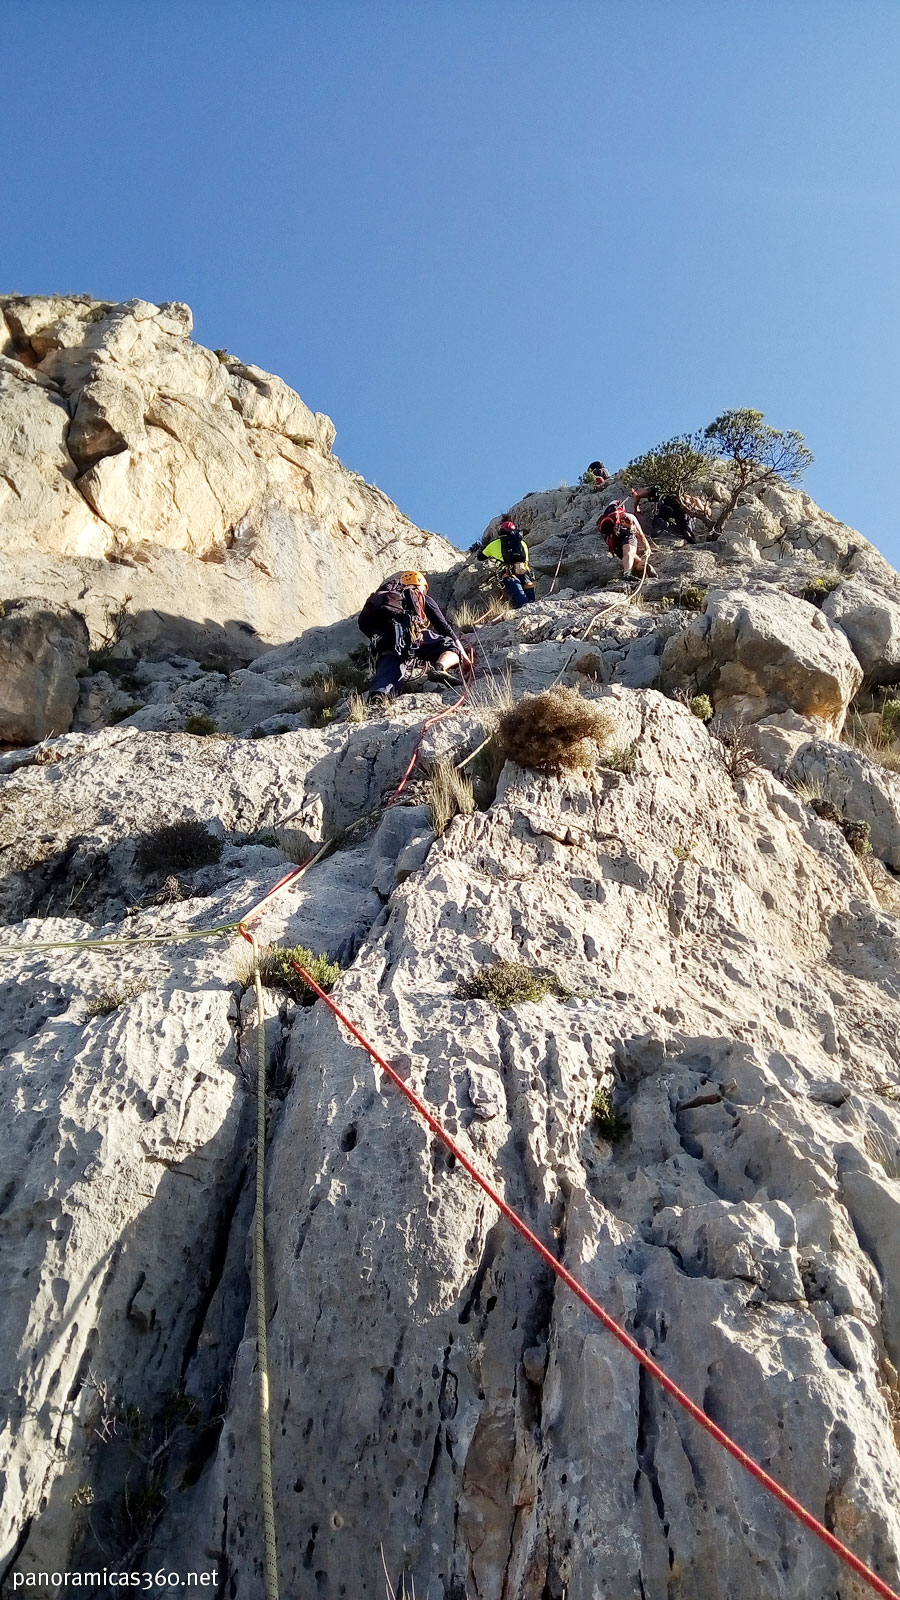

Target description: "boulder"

left=823, top=576, right=900, bottom=685
left=0, top=597, right=89, bottom=743
left=661, top=583, right=863, bottom=731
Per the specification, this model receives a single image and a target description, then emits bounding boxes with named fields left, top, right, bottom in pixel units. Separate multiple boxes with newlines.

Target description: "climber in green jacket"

left=478, top=518, right=537, bottom=607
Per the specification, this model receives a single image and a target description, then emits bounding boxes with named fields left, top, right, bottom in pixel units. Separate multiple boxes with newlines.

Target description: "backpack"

left=358, top=580, right=421, bottom=655
left=597, top=505, right=630, bottom=555
left=499, top=528, right=528, bottom=566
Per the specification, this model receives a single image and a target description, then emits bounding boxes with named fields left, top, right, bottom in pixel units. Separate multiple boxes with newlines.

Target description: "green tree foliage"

left=703, top=409, right=814, bottom=532
left=623, top=433, right=711, bottom=499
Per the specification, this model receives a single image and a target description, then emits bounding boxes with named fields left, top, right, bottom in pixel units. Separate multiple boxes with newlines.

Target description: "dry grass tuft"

left=456, top=959, right=571, bottom=1008
left=345, top=691, right=368, bottom=723
left=709, top=717, right=762, bottom=783
left=427, top=757, right=476, bottom=834
left=449, top=600, right=485, bottom=629
left=85, top=978, right=148, bottom=1018
left=845, top=712, right=900, bottom=777
left=497, top=685, right=614, bottom=773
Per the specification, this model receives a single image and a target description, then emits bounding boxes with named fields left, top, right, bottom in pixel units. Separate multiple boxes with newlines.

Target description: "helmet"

left=499, top=517, right=517, bottom=530
left=400, top=570, right=428, bottom=591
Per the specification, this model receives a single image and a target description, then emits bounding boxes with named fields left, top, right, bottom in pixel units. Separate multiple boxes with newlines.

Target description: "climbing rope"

left=267, top=946, right=900, bottom=1600
left=249, top=931, right=280, bottom=1600
left=386, top=651, right=474, bottom=805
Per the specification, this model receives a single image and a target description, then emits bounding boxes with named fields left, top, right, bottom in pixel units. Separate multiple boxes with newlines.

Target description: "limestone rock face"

left=6, top=319, right=900, bottom=1597
left=823, top=575, right=900, bottom=685
left=0, top=596, right=89, bottom=743
left=660, top=584, right=863, bottom=729
left=0, top=295, right=457, bottom=656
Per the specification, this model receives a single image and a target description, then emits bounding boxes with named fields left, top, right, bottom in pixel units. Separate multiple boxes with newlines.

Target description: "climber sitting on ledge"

left=358, top=570, right=469, bottom=703
left=597, top=502, right=657, bottom=582
left=631, top=483, right=709, bottom=544
left=478, top=517, right=537, bottom=607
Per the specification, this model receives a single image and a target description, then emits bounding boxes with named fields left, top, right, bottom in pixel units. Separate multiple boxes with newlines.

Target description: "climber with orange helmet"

left=358, top=570, right=469, bottom=702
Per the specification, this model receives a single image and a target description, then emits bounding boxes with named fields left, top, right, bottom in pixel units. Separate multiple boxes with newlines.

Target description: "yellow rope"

left=250, top=932, right=280, bottom=1600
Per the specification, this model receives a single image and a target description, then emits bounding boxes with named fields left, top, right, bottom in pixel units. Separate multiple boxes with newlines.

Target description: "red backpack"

left=597, top=505, right=631, bottom=555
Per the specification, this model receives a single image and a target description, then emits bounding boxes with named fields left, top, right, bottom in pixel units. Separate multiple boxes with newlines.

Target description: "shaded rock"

left=0, top=597, right=89, bottom=744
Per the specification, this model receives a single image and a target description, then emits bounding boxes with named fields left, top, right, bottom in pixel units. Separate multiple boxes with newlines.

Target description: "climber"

left=584, top=460, right=610, bottom=488
left=631, top=484, right=710, bottom=544
left=597, top=502, right=657, bottom=581
left=358, top=571, right=469, bottom=703
left=478, top=517, right=537, bottom=608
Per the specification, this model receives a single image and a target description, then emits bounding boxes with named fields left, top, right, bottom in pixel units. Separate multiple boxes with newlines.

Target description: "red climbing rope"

left=387, top=653, right=474, bottom=806
left=255, top=947, right=900, bottom=1600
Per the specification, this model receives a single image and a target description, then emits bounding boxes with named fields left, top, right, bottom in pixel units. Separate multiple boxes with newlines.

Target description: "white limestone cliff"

left=0, top=295, right=456, bottom=664
left=4, top=312, right=900, bottom=1599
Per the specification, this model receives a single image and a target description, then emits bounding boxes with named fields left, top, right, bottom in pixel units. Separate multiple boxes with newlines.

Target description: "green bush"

left=623, top=433, right=712, bottom=499
left=680, top=586, right=708, bottom=612
left=801, top=571, right=842, bottom=606
left=135, top=819, right=223, bottom=876
left=252, top=944, right=341, bottom=1004
left=456, top=960, right=571, bottom=1008
left=690, top=694, right=714, bottom=721
left=184, top=714, right=218, bottom=736
left=601, top=743, right=636, bottom=774
left=591, top=1085, right=628, bottom=1142
left=109, top=701, right=142, bottom=724
left=882, top=700, right=900, bottom=740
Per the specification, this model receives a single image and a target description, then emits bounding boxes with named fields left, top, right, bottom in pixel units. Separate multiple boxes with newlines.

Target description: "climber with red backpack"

left=358, top=571, right=470, bottom=703
left=597, top=502, right=657, bottom=581
left=478, top=517, right=537, bottom=607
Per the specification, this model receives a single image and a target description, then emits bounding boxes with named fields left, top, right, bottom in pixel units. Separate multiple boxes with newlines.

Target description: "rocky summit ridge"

left=3, top=297, right=900, bottom=1600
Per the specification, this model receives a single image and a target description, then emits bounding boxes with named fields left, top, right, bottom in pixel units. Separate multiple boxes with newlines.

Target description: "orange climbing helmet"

left=400, top=570, right=428, bottom=592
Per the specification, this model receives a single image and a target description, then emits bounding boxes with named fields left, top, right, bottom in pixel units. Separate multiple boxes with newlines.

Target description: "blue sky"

left=3, top=1, right=899, bottom=561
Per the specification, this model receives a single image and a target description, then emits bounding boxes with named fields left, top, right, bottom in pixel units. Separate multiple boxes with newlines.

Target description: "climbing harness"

left=248, top=932, right=280, bottom=1600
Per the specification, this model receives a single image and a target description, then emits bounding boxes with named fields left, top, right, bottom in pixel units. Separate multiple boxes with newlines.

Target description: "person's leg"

left=368, top=651, right=403, bottom=699
left=621, top=536, right=637, bottom=576
left=503, top=576, right=527, bottom=608
left=521, top=580, right=537, bottom=603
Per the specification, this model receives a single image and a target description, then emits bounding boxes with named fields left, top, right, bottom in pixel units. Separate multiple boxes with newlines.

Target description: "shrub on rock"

left=497, top=685, right=614, bottom=772
left=135, top=819, right=223, bottom=876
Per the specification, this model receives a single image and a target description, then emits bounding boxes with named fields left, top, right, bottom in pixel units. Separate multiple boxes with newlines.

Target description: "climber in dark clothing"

left=358, top=571, right=469, bottom=702
left=632, top=485, right=708, bottom=543
left=478, top=518, right=536, bottom=607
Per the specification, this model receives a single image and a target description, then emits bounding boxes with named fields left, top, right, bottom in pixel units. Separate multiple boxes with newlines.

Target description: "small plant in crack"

left=85, top=979, right=148, bottom=1018
left=239, top=944, right=341, bottom=1004
left=591, top=1085, right=628, bottom=1142
left=456, top=960, right=571, bottom=1009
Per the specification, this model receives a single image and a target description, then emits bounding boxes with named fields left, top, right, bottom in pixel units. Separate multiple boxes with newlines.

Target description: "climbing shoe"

left=427, top=668, right=459, bottom=689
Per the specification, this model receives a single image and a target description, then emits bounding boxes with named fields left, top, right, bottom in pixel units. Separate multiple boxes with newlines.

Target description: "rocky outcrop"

left=0, top=597, right=89, bottom=743
left=659, top=585, right=864, bottom=730
left=823, top=575, right=900, bottom=686
left=0, top=295, right=457, bottom=658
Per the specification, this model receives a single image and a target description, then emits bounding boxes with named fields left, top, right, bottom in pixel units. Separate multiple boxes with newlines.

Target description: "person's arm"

left=424, top=594, right=455, bottom=639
